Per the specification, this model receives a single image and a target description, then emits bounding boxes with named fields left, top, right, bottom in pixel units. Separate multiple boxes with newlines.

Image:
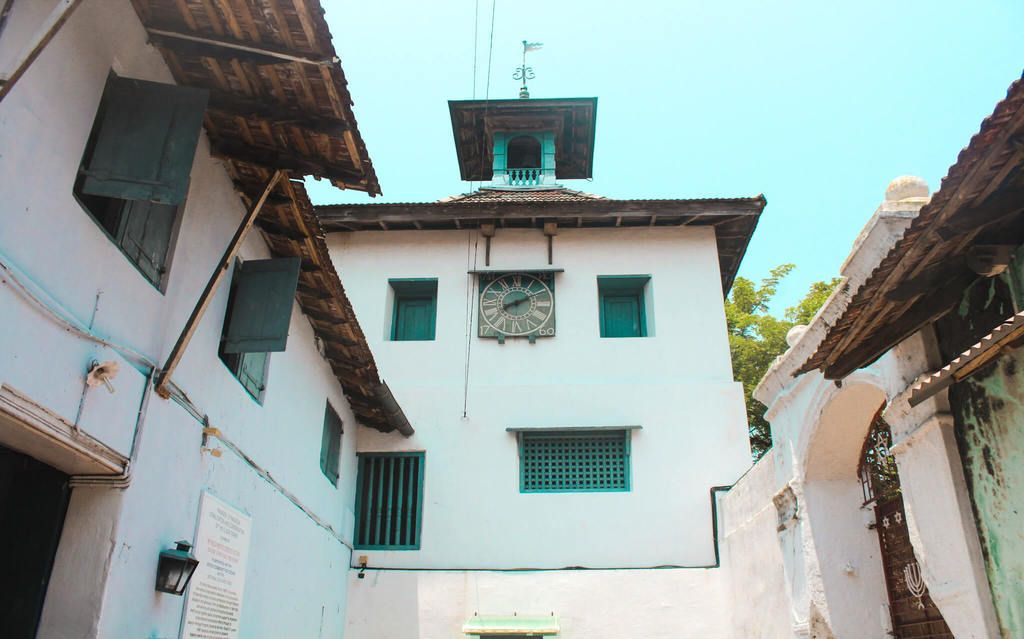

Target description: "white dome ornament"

left=884, top=175, right=929, bottom=202
left=786, top=324, right=808, bottom=348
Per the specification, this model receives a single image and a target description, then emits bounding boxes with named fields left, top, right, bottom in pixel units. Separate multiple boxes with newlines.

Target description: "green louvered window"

left=320, top=402, right=343, bottom=486
left=519, top=430, right=631, bottom=492
left=390, top=279, right=437, bottom=341
left=598, top=275, right=650, bottom=338
left=74, top=74, right=208, bottom=289
left=354, top=453, right=424, bottom=549
left=218, top=258, right=301, bottom=402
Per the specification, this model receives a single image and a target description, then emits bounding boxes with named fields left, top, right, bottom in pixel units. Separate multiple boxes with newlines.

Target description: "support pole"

left=0, top=0, right=86, bottom=103
left=481, top=223, right=495, bottom=266
left=543, top=221, right=557, bottom=265
left=155, top=170, right=284, bottom=397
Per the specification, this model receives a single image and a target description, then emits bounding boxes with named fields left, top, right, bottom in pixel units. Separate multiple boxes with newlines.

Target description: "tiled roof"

left=316, top=192, right=765, bottom=295
left=797, top=74, right=1024, bottom=378
left=438, top=187, right=607, bottom=203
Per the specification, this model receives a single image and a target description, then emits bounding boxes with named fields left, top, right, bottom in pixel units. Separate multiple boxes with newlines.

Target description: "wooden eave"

left=126, top=0, right=398, bottom=432
left=448, top=98, right=597, bottom=181
left=316, top=196, right=766, bottom=294
left=228, top=162, right=393, bottom=432
left=129, top=0, right=381, bottom=196
left=798, top=75, right=1024, bottom=379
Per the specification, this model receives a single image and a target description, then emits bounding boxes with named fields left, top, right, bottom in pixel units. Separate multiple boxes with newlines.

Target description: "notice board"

left=181, top=491, right=252, bottom=639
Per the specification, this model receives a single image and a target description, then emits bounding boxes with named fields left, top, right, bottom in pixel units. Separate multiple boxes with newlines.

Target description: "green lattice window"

left=354, top=453, right=424, bottom=549
left=518, top=430, right=631, bottom=492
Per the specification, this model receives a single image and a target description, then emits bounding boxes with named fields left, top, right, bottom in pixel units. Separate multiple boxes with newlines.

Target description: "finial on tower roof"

left=514, top=40, right=542, bottom=99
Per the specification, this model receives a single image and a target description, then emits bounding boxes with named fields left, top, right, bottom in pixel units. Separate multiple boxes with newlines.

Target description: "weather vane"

left=514, top=40, right=542, bottom=99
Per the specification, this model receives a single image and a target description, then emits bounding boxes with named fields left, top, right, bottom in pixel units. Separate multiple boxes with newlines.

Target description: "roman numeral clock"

left=477, top=271, right=555, bottom=342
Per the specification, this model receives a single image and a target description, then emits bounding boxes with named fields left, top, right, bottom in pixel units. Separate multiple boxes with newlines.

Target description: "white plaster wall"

left=0, top=2, right=364, bottom=637
left=720, top=450, right=791, bottom=639
left=331, top=226, right=749, bottom=569
left=345, top=569, right=731, bottom=639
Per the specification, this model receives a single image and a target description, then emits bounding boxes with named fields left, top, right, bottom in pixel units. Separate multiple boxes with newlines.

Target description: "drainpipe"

left=372, top=381, right=414, bottom=437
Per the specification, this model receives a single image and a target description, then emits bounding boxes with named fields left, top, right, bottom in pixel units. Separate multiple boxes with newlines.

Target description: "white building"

left=0, top=1, right=409, bottom=637
left=718, top=74, right=1024, bottom=639
left=318, top=96, right=765, bottom=639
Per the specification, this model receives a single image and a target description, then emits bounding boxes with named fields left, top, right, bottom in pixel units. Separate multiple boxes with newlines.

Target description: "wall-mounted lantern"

left=155, top=541, right=200, bottom=595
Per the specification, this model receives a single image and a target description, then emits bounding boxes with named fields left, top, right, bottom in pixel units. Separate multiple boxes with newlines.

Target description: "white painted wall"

left=0, top=2, right=367, bottom=637
left=346, top=569, right=732, bottom=639
left=745, top=185, right=1002, bottom=637
left=330, top=223, right=751, bottom=636
left=720, top=450, right=791, bottom=639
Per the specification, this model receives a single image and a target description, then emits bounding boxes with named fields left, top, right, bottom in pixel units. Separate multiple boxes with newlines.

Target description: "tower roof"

left=448, top=98, right=597, bottom=181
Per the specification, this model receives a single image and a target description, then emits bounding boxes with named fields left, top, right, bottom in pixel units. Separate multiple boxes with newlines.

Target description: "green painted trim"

left=354, top=452, right=425, bottom=550
left=389, top=278, right=438, bottom=341
left=468, top=267, right=564, bottom=274
left=598, top=275, right=650, bottom=338
left=506, top=425, right=642, bottom=432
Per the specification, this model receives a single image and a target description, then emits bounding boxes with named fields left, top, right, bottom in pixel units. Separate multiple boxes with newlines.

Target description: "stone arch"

left=798, top=378, right=893, bottom=638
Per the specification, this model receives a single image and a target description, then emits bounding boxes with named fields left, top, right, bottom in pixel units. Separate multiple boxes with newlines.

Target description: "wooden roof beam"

left=211, top=138, right=366, bottom=184
left=147, top=27, right=339, bottom=67
left=207, top=90, right=351, bottom=137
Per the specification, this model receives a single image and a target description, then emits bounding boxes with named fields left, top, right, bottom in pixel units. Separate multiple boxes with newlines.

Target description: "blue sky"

left=308, top=1, right=1024, bottom=314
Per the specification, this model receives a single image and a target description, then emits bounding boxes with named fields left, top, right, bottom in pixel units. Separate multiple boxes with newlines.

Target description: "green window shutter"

left=389, top=279, right=437, bottom=341
left=223, top=258, right=302, bottom=353
left=81, top=76, right=209, bottom=205
left=116, top=199, right=178, bottom=284
left=321, top=403, right=342, bottom=485
left=354, top=453, right=424, bottom=549
left=237, top=351, right=268, bottom=400
left=603, top=294, right=641, bottom=337
left=395, top=298, right=434, bottom=340
left=598, top=275, right=650, bottom=338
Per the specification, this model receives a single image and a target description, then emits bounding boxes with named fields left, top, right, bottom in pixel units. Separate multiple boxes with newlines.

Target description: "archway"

left=800, top=380, right=891, bottom=638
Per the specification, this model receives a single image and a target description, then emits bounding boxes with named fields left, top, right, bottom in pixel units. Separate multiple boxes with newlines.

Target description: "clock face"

left=478, top=272, right=555, bottom=338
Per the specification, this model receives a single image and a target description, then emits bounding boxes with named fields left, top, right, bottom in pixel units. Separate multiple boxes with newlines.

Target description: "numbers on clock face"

left=479, top=272, right=554, bottom=336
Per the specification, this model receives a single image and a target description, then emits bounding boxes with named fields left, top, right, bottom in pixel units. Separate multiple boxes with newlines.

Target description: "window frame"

left=597, top=275, right=651, bottom=338
left=389, top=278, right=438, bottom=341
left=515, top=428, right=633, bottom=493
left=219, top=260, right=271, bottom=404
left=320, top=401, right=343, bottom=486
left=353, top=452, right=425, bottom=550
left=73, top=73, right=206, bottom=292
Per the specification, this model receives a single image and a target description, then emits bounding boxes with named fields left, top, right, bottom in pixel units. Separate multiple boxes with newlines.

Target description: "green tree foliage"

left=726, top=266, right=841, bottom=460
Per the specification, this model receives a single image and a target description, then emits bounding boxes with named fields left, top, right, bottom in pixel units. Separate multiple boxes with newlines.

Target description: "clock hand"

left=501, top=292, right=535, bottom=311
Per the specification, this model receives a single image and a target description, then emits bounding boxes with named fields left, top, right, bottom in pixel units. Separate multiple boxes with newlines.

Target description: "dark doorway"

left=859, top=412, right=953, bottom=639
left=0, top=445, right=71, bottom=638
left=507, top=135, right=541, bottom=168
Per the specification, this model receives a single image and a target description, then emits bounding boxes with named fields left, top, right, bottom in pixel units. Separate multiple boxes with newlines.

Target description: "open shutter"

left=81, top=76, right=209, bottom=205
left=321, top=404, right=342, bottom=484
left=223, top=258, right=301, bottom=353
left=117, top=200, right=178, bottom=284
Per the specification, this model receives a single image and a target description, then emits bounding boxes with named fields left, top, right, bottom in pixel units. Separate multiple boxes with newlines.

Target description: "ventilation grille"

left=355, top=453, right=423, bottom=548
left=520, top=431, right=629, bottom=492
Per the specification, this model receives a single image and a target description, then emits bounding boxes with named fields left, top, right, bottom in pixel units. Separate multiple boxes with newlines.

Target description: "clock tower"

left=318, top=74, right=765, bottom=639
